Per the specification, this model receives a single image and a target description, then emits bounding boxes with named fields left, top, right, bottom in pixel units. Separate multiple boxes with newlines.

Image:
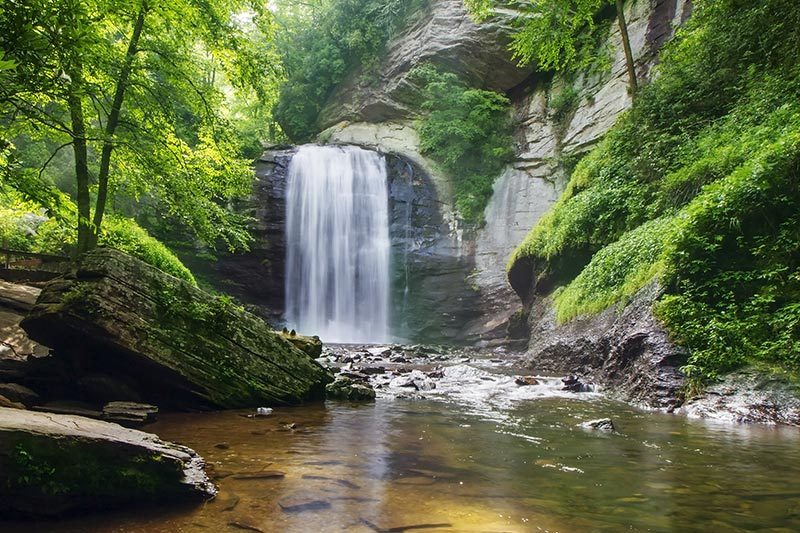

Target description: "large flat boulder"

left=20, top=248, right=333, bottom=409
left=0, top=407, right=215, bottom=516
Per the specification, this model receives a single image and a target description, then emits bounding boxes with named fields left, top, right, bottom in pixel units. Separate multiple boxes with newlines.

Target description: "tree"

left=0, top=0, right=280, bottom=254
left=467, top=0, right=639, bottom=95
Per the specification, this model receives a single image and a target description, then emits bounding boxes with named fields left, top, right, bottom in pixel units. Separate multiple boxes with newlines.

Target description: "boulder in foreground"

left=0, top=407, right=215, bottom=516
left=20, top=248, right=333, bottom=409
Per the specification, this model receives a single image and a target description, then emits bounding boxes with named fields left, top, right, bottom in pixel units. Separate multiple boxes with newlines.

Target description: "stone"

left=231, top=471, right=286, bottom=480
left=278, top=332, right=323, bottom=358
left=515, top=376, right=539, bottom=387
left=579, top=418, right=616, bottom=432
left=0, top=394, right=25, bottom=409
left=102, top=401, right=158, bottom=427
left=0, top=406, right=215, bottom=516
left=278, top=499, right=331, bottom=514
left=678, top=367, right=800, bottom=426
left=20, top=248, right=333, bottom=409
left=318, top=0, right=531, bottom=128
left=33, top=400, right=103, bottom=419
left=524, top=283, right=685, bottom=409
left=325, top=376, right=376, bottom=402
left=0, top=383, right=40, bottom=407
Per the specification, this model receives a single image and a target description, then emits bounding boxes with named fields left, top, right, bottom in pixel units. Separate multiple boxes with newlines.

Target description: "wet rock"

left=20, top=248, right=333, bottom=409
left=515, top=376, right=540, bottom=387
left=359, top=366, right=387, bottom=376
left=231, top=471, right=286, bottom=480
left=0, top=383, right=39, bottom=407
left=228, top=520, right=264, bottom=532
left=679, top=367, right=800, bottom=426
left=0, top=394, right=25, bottom=409
left=278, top=499, right=331, bottom=514
left=102, top=401, right=158, bottom=427
left=214, top=442, right=230, bottom=450
left=562, top=375, right=592, bottom=393
left=580, top=418, right=616, bottom=432
left=0, top=407, right=215, bottom=516
left=524, top=283, right=685, bottom=408
left=326, top=376, right=376, bottom=401
left=32, top=400, right=103, bottom=419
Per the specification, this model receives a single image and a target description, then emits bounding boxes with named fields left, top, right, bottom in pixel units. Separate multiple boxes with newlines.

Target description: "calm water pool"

left=2, top=360, right=799, bottom=532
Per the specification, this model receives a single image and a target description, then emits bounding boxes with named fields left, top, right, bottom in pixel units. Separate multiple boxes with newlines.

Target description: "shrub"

left=100, top=217, right=197, bottom=285
left=412, top=65, right=515, bottom=224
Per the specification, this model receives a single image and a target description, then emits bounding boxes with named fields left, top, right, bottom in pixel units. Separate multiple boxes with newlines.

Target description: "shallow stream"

left=3, top=352, right=800, bottom=532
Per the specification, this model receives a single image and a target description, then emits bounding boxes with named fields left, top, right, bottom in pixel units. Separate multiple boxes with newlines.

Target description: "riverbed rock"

left=678, top=368, right=800, bottom=426
left=20, top=248, right=333, bottom=410
left=325, top=376, right=376, bottom=402
left=0, top=407, right=215, bottom=516
left=102, top=401, right=158, bottom=427
left=579, top=418, right=616, bottom=432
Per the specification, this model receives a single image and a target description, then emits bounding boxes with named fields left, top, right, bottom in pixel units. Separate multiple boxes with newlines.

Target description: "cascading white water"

left=285, top=145, right=391, bottom=344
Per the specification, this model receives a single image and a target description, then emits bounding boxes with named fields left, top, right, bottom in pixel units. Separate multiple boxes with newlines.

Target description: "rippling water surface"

left=4, top=357, right=800, bottom=532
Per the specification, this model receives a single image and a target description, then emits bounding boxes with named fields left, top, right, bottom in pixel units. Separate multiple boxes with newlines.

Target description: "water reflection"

left=1, top=394, right=799, bottom=532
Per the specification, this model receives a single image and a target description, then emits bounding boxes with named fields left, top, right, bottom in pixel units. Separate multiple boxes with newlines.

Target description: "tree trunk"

left=616, top=0, right=638, bottom=96
left=67, top=62, right=92, bottom=255
left=90, top=2, right=148, bottom=249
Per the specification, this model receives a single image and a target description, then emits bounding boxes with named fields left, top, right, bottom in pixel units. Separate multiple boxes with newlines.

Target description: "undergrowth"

left=509, top=0, right=800, bottom=381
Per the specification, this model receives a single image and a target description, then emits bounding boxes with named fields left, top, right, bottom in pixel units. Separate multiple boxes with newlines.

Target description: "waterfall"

left=285, top=145, right=391, bottom=344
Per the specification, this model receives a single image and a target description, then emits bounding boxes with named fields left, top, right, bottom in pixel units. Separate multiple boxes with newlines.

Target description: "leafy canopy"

left=0, top=0, right=281, bottom=255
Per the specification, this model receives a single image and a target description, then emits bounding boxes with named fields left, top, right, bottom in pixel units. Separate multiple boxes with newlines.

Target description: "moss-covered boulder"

left=0, top=407, right=215, bottom=516
left=20, top=248, right=333, bottom=409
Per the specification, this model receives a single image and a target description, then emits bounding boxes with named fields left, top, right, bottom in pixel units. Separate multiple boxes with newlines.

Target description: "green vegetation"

left=6, top=439, right=185, bottom=500
left=0, top=189, right=196, bottom=283
left=273, top=0, right=425, bottom=141
left=0, top=0, right=280, bottom=255
left=467, top=0, right=637, bottom=94
left=101, top=217, right=196, bottom=284
left=412, top=65, right=514, bottom=224
left=509, top=0, right=800, bottom=381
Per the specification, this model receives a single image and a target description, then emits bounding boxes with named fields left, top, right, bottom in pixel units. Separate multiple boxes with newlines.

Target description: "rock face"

left=20, top=248, right=332, bottom=410
left=0, top=407, right=215, bottom=516
left=678, top=369, right=800, bottom=426
left=318, top=0, right=532, bottom=128
left=525, top=283, right=685, bottom=409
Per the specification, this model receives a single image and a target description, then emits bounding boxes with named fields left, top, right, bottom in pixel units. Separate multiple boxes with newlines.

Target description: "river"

left=2, top=348, right=799, bottom=532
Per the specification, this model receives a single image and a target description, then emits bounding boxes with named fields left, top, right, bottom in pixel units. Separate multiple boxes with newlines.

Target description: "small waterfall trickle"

left=285, top=145, right=391, bottom=344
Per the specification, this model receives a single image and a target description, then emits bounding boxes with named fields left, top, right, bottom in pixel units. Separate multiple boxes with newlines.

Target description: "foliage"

left=555, top=217, right=670, bottom=322
left=509, top=0, right=800, bottom=380
left=467, top=0, right=614, bottom=73
left=412, top=64, right=514, bottom=224
left=0, top=0, right=280, bottom=252
left=273, top=0, right=425, bottom=141
left=101, top=217, right=196, bottom=285
left=0, top=188, right=195, bottom=284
